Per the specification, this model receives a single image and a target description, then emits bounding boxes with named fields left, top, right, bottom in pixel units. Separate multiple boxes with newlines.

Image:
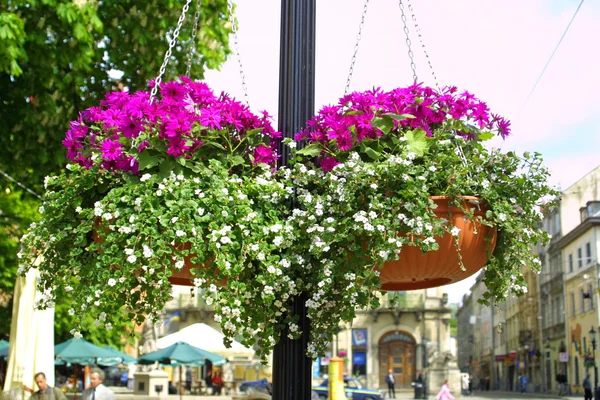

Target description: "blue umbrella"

left=138, top=341, right=227, bottom=366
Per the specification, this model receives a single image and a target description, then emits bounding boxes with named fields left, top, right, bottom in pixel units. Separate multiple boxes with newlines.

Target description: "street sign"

left=559, top=352, right=569, bottom=362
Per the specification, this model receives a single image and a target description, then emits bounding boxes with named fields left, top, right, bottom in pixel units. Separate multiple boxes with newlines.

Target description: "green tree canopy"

left=0, top=0, right=233, bottom=343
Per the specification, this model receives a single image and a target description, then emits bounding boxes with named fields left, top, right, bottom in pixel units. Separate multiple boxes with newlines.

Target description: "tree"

left=0, top=0, right=233, bottom=342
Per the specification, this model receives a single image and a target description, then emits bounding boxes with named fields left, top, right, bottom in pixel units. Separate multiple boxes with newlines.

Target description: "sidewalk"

left=470, top=391, right=580, bottom=400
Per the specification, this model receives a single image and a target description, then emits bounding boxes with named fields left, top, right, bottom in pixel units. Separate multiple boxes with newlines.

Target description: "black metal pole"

left=272, top=1, right=316, bottom=400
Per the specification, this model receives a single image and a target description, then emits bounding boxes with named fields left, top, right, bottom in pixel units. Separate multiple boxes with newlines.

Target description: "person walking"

left=385, top=369, right=396, bottom=399
left=29, top=372, right=67, bottom=400
left=556, top=370, right=568, bottom=395
left=82, top=368, right=116, bottom=400
left=461, top=374, right=470, bottom=396
left=584, top=374, right=593, bottom=400
left=519, top=374, right=528, bottom=393
left=435, top=380, right=456, bottom=400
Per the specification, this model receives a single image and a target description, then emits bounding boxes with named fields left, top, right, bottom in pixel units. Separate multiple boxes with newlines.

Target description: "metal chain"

left=406, top=0, right=440, bottom=92
left=150, top=0, right=193, bottom=104
left=227, top=0, right=250, bottom=106
left=185, top=0, right=202, bottom=77
left=344, top=0, right=370, bottom=96
left=398, top=0, right=417, bottom=83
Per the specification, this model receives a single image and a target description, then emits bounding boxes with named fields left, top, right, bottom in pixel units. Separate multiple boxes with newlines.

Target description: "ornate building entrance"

left=378, top=331, right=417, bottom=388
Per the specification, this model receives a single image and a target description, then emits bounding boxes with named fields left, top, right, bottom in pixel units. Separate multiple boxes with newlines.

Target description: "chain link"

left=406, top=0, right=440, bottom=92
left=398, top=0, right=417, bottom=83
left=227, top=0, right=250, bottom=106
left=344, top=0, right=370, bottom=96
left=150, top=0, right=193, bottom=104
left=185, top=0, right=202, bottom=77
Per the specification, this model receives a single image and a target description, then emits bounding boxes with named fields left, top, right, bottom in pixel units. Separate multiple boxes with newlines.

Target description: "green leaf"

left=138, top=151, right=159, bottom=171
left=371, top=116, right=394, bottom=135
left=297, top=142, right=322, bottom=157
left=405, top=129, right=431, bottom=157
left=158, top=159, right=177, bottom=179
left=387, top=113, right=415, bottom=121
left=477, top=132, right=495, bottom=141
left=230, top=155, right=246, bottom=166
left=176, top=157, right=186, bottom=167
left=364, top=147, right=381, bottom=161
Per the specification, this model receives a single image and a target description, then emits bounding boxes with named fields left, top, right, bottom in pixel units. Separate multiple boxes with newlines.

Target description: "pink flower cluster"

left=296, top=83, right=511, bottom=154
left=63, top=77, right=281, bottom=172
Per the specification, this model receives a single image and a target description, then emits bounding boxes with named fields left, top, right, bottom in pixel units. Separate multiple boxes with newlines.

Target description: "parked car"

left=239, top=379, right=272, bottom=394
left=312, top=377, right=384, bottom=400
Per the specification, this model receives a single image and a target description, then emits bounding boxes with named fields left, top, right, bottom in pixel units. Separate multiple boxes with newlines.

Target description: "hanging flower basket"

left=294, top=84, right=557, bottom=295
left=20, top=78, right=557, bottom=359
left=377, top=195, right=497, bottom=290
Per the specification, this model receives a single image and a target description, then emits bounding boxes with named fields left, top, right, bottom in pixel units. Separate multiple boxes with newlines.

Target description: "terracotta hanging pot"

left=93, top=225, right=222, bottom=287
left=378, top=195, right=497, bottom=291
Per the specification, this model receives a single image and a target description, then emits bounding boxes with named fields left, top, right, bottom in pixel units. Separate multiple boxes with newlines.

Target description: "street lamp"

left=590, top=326, right=598, bottom=393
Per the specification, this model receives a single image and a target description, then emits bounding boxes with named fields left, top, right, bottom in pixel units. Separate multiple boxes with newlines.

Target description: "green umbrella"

left=54, top=338, right=117, bottom=366
left=0, top=340, right=9, bottom=350
left=138, top=341, right=227, bottom=367
left=99, top=346, right=138, bottom=366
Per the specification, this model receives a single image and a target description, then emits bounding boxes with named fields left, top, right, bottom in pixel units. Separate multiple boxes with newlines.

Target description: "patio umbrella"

left=54, top=338, right=117, bottom=366
left=0, top=340, right=8, bottom=350
left=138, top=341, right=227, bottom=366
left=98, top=346, right=137, bottom=366
left=139, top=342, right=226, bottom=400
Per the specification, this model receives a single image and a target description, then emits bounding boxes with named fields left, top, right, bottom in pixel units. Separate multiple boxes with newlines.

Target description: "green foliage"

left=0, top=0, right=232, bottom=343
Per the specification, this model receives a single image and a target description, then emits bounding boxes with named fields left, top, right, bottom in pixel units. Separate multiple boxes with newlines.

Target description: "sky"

left=202, top=0, right=600, bottom=304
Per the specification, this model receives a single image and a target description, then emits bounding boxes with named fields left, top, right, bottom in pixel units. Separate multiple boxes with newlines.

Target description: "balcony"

left=581, top=201, right=600, bottom=222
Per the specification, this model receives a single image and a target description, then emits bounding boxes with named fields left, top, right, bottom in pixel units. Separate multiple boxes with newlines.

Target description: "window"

left=571, top=293, right=576, bottom=317
left=584, top=337, right=588, bottom=353
left=575, top=357, right=580, bottom=385
left=578, top=248, right=583, bottom=268
left=569, top=254, right=573, bottom=273
left=586, top=242, right=592, bottom=264
left=581, top=289, right=586, bottom=313
left=590, top=285, right=594, bottom=310
left=553, top=212, right=561, bottom=235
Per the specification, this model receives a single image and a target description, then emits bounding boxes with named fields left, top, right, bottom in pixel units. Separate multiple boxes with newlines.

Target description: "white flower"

left=222, top=210, right=229, bottom=217
left=75, top=206, right=83, bottom=213
left=107, top=278, right=117, bottom=287
left=197, top=208, right=205, bottom=216
left=65, top=286, right=73, bottom=292
left=175, top=260, right=185, bottom=269
left=171, top=217, right=179, bottom=223
left=156, top=190, right=163, bottom=197
left=38, top=206, right=45, bottom=214
left=451, top=226, right=461, bottom=236
left=250, top=244, right=260, bottom=252
left=105, top=323, right=113, bottom=330
left=429, top=165, right=437, bottom=172
left=68, top=308, right=75, bottom=316
left=125, top=248, right=134, bottom=255
left=176, top=230, right=186, bottom=237
left=143, top=246, right=153, bottom=258
left=140, top=173, right=152, bottom=182
left=258, top=252, right=266, bottom=261
left=127, top=255, right=137, bottom=263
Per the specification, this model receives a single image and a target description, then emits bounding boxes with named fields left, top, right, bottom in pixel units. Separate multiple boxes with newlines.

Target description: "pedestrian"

left=435, top=380, right=456, bottom=400
left=519, top=374, right=528, bottom=393
left=385, top=369, right=396, bottom=399
left=468, top=375, right=474, bottom=395
left=204, top=370, right=213, bottom=394
left=584, top=374, right=592, bottom=400
left=82, top=368, right=116, bottom=400
left=28, top=372, right=67, bottom=400
left=556, top=370, right=567, bottom=395
left=461, top=374, right=470, bottom=396
left=212, top=371, right=223, bottom=395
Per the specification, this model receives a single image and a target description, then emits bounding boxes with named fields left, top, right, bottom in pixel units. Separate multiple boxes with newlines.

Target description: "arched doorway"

left=378, top=331, right=417, bottom=388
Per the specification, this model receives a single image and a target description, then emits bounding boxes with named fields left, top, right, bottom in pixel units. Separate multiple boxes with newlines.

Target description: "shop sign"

left=495, top=355, right=507, bottom=361
left=559, top=352, right=569, bottom=362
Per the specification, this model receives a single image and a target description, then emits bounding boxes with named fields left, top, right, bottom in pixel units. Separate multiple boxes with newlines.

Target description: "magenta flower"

left=253, top=145, right=276, bottom=165
left=100, top=139, right=123, bottom=161
left=320, top=157, right=341, bottom=172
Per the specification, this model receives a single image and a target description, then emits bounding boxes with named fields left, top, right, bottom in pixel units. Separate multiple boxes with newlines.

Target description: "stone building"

left=331, top=287, right=457, bottom=393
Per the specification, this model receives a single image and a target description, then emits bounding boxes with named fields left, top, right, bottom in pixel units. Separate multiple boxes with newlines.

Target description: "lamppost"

left=590, top=326, right=598, bottom=397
